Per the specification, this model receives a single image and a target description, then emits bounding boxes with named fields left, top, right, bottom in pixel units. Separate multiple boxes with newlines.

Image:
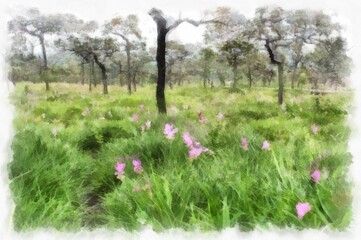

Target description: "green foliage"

left=9, top=83, right=353, bottom=232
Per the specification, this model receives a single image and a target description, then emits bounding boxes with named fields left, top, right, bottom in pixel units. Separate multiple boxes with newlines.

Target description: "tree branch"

left=265, top=39, right=282, bottom=64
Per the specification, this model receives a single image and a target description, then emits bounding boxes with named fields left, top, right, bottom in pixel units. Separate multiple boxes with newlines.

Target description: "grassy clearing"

left=9, top=82, right=352, bottom=232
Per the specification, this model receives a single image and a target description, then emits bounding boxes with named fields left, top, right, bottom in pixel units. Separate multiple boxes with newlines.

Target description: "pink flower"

left=199, top=117, right=207, bottom=124
left=189, top=146, right=203, bottom=159
left=311, top=124, right=319, bottom=134
left=163, top=123, right=178, bottom=140
left=139, top=104, right=144, bottom=110
left=262, top=140, right=270, bottom=150
left=132, top=113, right=139, bottom=122
left=296, top=202, right=312, bottom=219
left=82, top=107, right=90, bottom=117
left=311, top=170, right=321, bottom=182
left=51, top=128, right=57, bottom=137
left=217, top=112, right=224, bottom=120
left=132, top=159, right=143, bottom=173
left=196, top=110, right=202, bottom=118
left=115, top=162, right=126, bottom=179
left=241, top=137, right=248, bottom=150
left=183, top=132, right=193, bottom=148
left=145, top=120, right=151, bottom=129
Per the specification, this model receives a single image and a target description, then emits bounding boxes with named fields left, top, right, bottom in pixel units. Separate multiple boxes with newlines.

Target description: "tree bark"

left=247, top=65, right=253, bottom=89
left=81, top=62, right=85, bottom=85
left=88, top=63, right=92, bottom=92
left=277, top=64, right=284, bottom=105
left=126, top=46, right=132, bottom=94
left=39, top=35, right=49, bottom=91
left=132, top=69, right=137, bottom=92
left=154, top=21, right=168, bottom=114
left=232, top=63, right=238, bottom=88
left=93, top=54, right=108, bottom=95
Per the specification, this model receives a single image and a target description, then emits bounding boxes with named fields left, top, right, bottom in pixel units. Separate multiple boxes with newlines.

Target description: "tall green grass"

left=9, top=82, right=353, bottom=232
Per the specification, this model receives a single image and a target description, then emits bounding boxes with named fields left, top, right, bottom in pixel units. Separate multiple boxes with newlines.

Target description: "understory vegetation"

left=9, top=82, right=353, bottom=232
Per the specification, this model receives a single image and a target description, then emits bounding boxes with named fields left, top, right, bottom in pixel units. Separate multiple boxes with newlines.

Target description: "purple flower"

left=262, top=140, right=270, bottom=150
left=82, top=108, right=89, bottom=117
left=217, top=112, right=224, bottom=120
left=132, top=113, right=139, bottom=122
left=296, top=202, right=312, bottom=219
left=132, top=159, right=143, bottom=173
left=311, top=170, right=321, bottom=182
left=311, top=124, right=319, bottom=134
left=183, top=132, right=193, bottom=148
left=199, top=117, right=207, bottom=124
left=145, top=120, right=151, bottom=129
left=115, top=162, right=126, bottom=179
left=163, top=123, right=178, bottom=140
left=241, top=137, right=248, bottom=151
left=189, top=146, right=203, bottom=159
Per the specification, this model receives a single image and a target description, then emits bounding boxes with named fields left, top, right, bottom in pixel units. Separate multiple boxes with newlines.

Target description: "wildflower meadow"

left=8, top=82, right=352, bottom=231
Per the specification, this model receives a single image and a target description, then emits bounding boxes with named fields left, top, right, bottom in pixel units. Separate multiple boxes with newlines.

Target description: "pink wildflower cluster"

left=296, top=202, right=312, bottom=219
left=132, top=113, right=139, bottom=122
left=141, top=120, right=151, bottom=133
left=132, top=159, right=143, bottom=173
left=114, top=158, right=144, bottom=180
left=182, top=132, right=210, bottom=160
left=82, top=107, right=90, bottom=117
left=114, top=162, right=126, bottom=180
left=262, top=140, right=270, bottom=150
left=241, top=137, right=248, bottom=150
left=311, top=124, right=319, bottom=134
left=217, top=112, right=224, bottom=121
left=311, top=170, right=321, bottom=182
left=163, top=123, right=178, bottom=140
left=197, top=111, right=207, bottom=124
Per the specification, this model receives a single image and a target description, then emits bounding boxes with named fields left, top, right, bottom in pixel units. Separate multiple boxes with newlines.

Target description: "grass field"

left=8, top=82, right=353, bottom=232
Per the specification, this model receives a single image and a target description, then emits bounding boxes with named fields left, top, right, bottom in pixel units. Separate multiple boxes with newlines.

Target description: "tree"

left=199, top=47, right=216, bottom=87
left=254, top=7, right=294, bottom=105
left=220, top=39, right=255, bottom=88
left=8, top=8, right=95, bottom=90
left=166, top=41, right=190, bottom=89
left=148, top=8, right=219, bottom=114
left=104, top=14, right=143, bottom=94
left=58, top=36, right=118, bottom=94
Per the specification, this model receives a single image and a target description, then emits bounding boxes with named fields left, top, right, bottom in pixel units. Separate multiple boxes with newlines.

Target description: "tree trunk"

left=291, top=66, right=297, bottom=89
left=132, top=70, right=137, bottom=92
left=247, top=65, right=252, bottom=89
left=126, top=46, right=132, bottom=94
left=277, top=64, right=284, bottom=105
left=81, top=62, right=85, bottom=85
left=39, top=35, right=49, bottom=91
left=155, top=26, right=167, bottom=114
left=91, top=61, right=96, bottom=87
left=93, top=55, right=108, bottom=95
left=88, top=63, right=92, bottom=92
left=167, top=64, right=173, bottom=89
left=232, top=64, right=237, bottom=88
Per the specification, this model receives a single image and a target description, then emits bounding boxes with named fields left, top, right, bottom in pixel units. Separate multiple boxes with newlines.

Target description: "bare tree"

left=148, top=8, right=220, bottom=114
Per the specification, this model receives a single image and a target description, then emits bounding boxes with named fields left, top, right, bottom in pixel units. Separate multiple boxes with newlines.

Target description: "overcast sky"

left=1, top=0, right=360, bottom=49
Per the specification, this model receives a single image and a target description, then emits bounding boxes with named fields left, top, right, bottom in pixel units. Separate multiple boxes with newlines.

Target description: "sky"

left=1, top=0, right=361, bottom=240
